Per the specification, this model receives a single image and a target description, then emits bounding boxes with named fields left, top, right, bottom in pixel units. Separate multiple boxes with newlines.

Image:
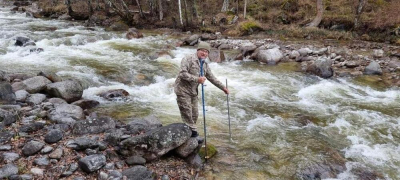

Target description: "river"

left=1, top=3, right=400, bottom=180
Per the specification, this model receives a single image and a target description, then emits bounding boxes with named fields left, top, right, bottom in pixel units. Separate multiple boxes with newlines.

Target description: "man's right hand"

left=198, top=77, right=206, bottom=84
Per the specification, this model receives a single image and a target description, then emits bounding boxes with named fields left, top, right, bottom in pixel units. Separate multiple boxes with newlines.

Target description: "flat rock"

left=0, top=164, right=18, bottom=179
left=22, top=76, right=52, bottom=93
left=122, top=166, right=154, bottom=180
left=78, top=154, right=107, bottom=173
left=2, top=152, right=20, bottom=163
left=72, top=116, right=116, bottom=135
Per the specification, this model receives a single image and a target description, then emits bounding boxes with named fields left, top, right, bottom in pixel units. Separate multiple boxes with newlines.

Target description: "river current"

left=1, top=4, right=400, bottom=180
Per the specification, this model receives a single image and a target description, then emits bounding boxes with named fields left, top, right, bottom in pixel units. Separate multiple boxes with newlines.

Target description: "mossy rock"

left=239, top=20, right=262, bottom=35
left=199, top=143, right=218, bottom=160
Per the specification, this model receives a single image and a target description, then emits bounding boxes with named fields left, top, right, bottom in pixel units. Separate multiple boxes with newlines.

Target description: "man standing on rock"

left=174, top=41, right=229, bottom=138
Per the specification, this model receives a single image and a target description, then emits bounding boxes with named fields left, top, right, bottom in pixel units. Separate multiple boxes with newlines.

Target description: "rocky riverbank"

left=0, top=71, right=205, bottom=180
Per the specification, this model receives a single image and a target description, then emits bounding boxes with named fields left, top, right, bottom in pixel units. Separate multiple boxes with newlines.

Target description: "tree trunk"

left=192, top=0, right=198, bottom=18
left=178, top=0, right=183, bottom=26
left=354, top=0, right=366, bottom=29
left=136, top=0, right=145, bottom=18
left=244, top=0, right=247, bottom=19
left=66, top=0, right=73, bottom=15
left=88, top=0, right=94, bottom=15
left=221, top=0, right=229, bottom=12
left=307, top=0, right=323, bottom=27
left=158, top=0, right=163, bottom=20
left=183, top=0, right=189, bottom=27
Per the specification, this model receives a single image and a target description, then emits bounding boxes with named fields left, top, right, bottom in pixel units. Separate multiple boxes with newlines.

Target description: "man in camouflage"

left=174, top=41, right=229, bottom=138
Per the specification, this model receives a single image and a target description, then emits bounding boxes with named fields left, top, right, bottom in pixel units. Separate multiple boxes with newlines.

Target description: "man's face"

left=197, top=49, right=209, bottom=60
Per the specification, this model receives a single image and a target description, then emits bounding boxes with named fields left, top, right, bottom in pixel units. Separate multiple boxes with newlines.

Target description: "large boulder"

left=46, top=80, right=83, bottom=103
left=364, top=61, right=382, bottom=75
left=306, top=57, right=334, bottom=78
left=72, top=116, right=116, bottom=135
left=22, top=76, right=52, bottom=93
left=184, top=34, right=200, bottom=45
left=122, top=166, right=155, bottom=180
left=257, top=48, right=284, bottom=65
left=119, top=123, right=191, bottom=161
left=78, top=155, right=106, bottom=173
left=240, top=43, right=257, bottom=57
left=125, top=115, right=162, bottom=135
left=0, top=82, right=16, bottom=104
left=208, top=49, right=225, bottom=63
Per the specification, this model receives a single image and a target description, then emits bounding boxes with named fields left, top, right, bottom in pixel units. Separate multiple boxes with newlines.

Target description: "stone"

left=72, top=116, right=116, bottom=135
left=66, top=137, right=99, bottom=150
left=104, top=163, right=115, bottom=170
left=37, top=71, right=62, bottom=83
left=40, top=146, right=53, bottom=154
left=125, top=156, right=146, bottom=165
left=175, top=138, right=199, bottom=158
left=0, top=164, right=18, bottom=179
left=22, top=76, right=52, bottom=93
left=71, top=99, right=99, bottom=110
left=257, top=48, right=284, bottom=65
left=30, top=168, right=44, bottom=176
left=47, top=98, right=67, bottom=106
left=44, top=129, right=63, bottom=143
left=98, top=171, right=109, bottom=180
left=22, top=141, right=45, bottom=156
left=78, top=154, right=107, bottom=173
left=60, top=162, right=78, bottom=177
left=46, top=80, right=83, bottom=103
left=0, top=131, right=15, bottom=144
left=9, top=174, right=33, bottom=180
left=14, top=37, right=30, bottom=46
left=122, top=166, right=154, bottom=180
left=47, top=104, right=84, bottom=124
left=0, top=82, right=16, bottom=104
left=126, top=28, right=144, bottom=39
left=364, top=61, right=382, bottom=75
left=345, top=60, right=361, bottom=68
left=306, top=57, right=334, bottom=78
left=26, top=93, right=46, bottom=106
left=0, top=70, right=10, bottom=82
left=109, top=170, right=122, bottom=179
left=298, top=48, right=313, bottom=56
left=373, top=49, right=384, bottom=58
left=2, top=153, right=20, bottom=163
left=19, top=122, right=45, bottom=133
left=15, top=90, right=29, bottom=102
left=34, top=157, right=49, bottom=166
left=184, top=34, right=200, bottom=45
left=0, top=144, right=12, bottom=151
left=0, top=108, right=19, bottom=126
left=125, top=115, right=162, bottom=135
left=289, top=50, right=300, bottom=59
left=104, top=129, right=124, bottom=146
left=119, top=123, right=191, bottom=161
left=98, top=89, right=129, bottom=100
left=239, top=43, right=257, bottom=57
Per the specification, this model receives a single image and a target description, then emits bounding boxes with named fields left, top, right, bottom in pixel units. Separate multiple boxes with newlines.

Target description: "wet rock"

left=30, top=168, right=43, bottom=176
left=1, top=152, right=20, bottom=163
left=15, top=90, right=29, bottom=102
left=298, top=48, right=313, bottom=56
left=29, top=48, right=43, bottom=53
left=126, top=155, right=146, bottom=165
left=120, top=123, right=191, bottom=161
left=14, top=37, right=30, bottom=46
left=26, top=93, right=46, bottom=106
left=37, top=71, right=61, bottom=83
left=239, top=43, right=257, bottom=57
left=34, top=157, right=49, bottom=166
left=0, top=82, right=16, bottom=104
left=0, top=144, right=12, bottom=151
left=0, top=131, right=15, bottom=144
left=44, top=129, right=63, bottom=144
left=47, top=104, right=84, bottom=125
left=71, top=99, right=99, bottom=110
left=60, top=162, right=78, bottom=177
left=184, top=34, right=200, bottom=45
left=306, top=57, right=334, bottom=78
left=40, top=146, right=53, bottom=154
left=125, top=115, right=162, bottom=135
left=22, top=76, right=52, bottom=93
left=122, top=166, right=154, bottom=180
left=98, top=89, right=129, bottom=100
left=289, top=50, right=300, bottom=59
left=0, top=164, right=18, bottom=179
left=49, top=148, right=63, bottom=159
left=46, top=80, right=83, bottom=103
left=208, top=49, right=225, bottom=63
left=364, top=61, right=382, bottom=75
left=126, top=28, right=143, bottom=39
left=175, top=138, right=198, bottom=158
left=0, top=70, right=10, bottom=82
left=257, top=48, right=283, bottom=65
left=78, top=154, right=107, bottom=173
left=19, top=122, right=45, bottom=133
left=22, top=140, right=45, bottom=156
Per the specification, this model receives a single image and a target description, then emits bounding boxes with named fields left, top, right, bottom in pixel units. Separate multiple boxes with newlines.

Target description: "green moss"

left=239, top=21, right=262, bottom=35
left=199, top=143, right=218, bottom=160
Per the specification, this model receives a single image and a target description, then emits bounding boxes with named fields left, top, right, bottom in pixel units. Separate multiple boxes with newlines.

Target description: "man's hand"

left=223, top=88, right=229, bottom=94
left=198, top=77, right=206, bottom=84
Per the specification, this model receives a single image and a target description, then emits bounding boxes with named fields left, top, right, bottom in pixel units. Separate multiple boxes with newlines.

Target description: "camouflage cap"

left=197, top=41, right=211, bottom=53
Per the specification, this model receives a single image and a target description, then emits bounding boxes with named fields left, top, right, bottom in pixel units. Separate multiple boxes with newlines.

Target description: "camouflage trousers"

left=176, top=95, right=198, bottom=131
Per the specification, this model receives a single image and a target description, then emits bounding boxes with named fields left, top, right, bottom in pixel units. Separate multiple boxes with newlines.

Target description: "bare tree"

left=104, top=0, right=135, bottom=24
left=158, top=0, right=163, bottom=20
left=307, top=0, right=324, bottom=27
left=354, top=0, right=366, bottom=29
left=244, top=0, right=247, bottom=19
left=136, top=0, right=145, bottom=18
left=221, top=0, right=229, bottom=12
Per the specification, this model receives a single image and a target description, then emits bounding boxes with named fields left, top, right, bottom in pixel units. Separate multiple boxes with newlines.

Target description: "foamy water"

left=1, top=5, right=400, bottom=179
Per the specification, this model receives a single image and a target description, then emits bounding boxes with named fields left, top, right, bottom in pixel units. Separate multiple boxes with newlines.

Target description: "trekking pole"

left=200, top=59, right=208, bottom=162
left=226, top=79, right=232, bottom=142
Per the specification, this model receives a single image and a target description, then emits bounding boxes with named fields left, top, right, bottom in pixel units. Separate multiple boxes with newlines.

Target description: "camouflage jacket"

left=174, top=53, right=225, bottom=96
